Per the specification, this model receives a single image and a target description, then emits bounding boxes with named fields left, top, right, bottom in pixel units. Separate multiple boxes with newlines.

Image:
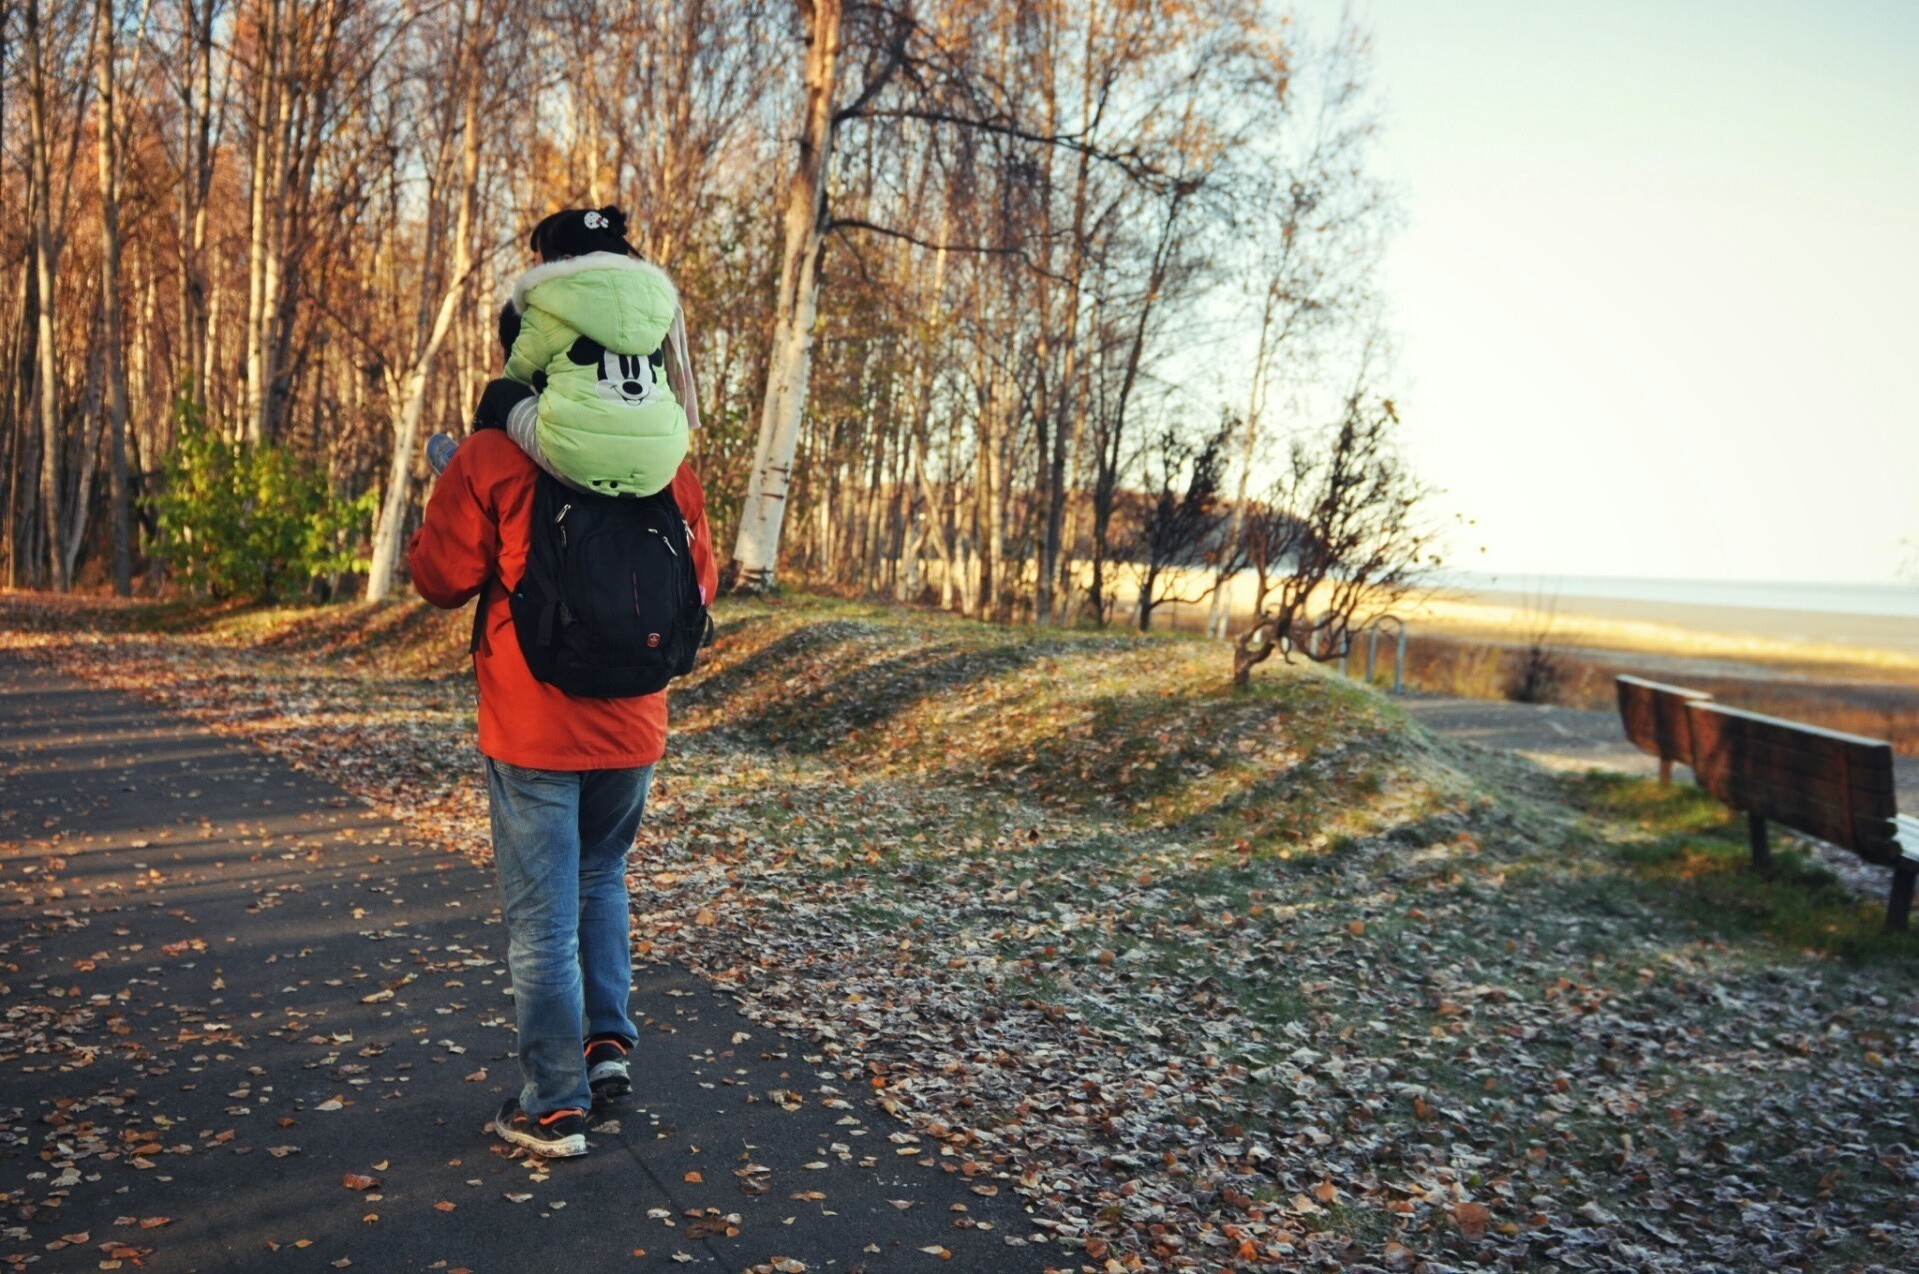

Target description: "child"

left=427, top=206, right=698, bottom=494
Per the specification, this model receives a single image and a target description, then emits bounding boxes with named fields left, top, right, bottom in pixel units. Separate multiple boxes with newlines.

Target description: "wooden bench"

left=1615, top=675, right=1714, bottom=784
left=1684, top=700, right=1919, bottom=930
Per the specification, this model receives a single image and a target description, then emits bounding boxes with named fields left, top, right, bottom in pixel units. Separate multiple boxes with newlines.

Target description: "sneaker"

left=493, top=1098, right=587, bottom=1158
left=426, top=432, right=459, bottom=476
left=585, top=1034, right=632, bottom=1102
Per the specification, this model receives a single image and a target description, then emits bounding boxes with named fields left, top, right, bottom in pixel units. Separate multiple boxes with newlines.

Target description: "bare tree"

left=1208, top=17, right=1392, bottom=638
left=0, top=0, right=1404, bottom=616
left=365, top=0, right=495, bottom=601
left=22, top=0, right=92, bottom=590
left=730, top=0, right=850, bottom=590
left=1129, top=420, right=1228, bottom=633
left=93, top=0, right=150, bottom=595
left=1233, top=386, right=1439, bottom=687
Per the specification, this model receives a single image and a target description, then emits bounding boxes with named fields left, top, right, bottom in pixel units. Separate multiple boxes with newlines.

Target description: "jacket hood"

left=509, top=252, right=678, bottom=354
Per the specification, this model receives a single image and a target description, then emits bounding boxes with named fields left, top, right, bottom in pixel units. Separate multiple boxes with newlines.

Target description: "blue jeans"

left=484, top=758, right=652, bottom=1116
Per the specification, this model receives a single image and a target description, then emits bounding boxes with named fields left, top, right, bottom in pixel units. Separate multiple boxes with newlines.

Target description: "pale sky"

left=1304, top=0, right=1919, bottom=583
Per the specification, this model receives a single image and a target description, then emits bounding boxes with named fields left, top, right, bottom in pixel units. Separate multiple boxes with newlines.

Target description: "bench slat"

left=1616, top=676, right=1711, bottom=766
left=1689, top=741, right=1898, bottom=809
left=1686, top=701, right=1896, bottom=767
left=1686, top=700, right=1901, bottom=861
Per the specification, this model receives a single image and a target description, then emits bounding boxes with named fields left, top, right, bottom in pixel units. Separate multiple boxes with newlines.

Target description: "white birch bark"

left=25, top=0, right=67, bottom=589
left=242, top=0, right=279, bottom=442
left=363, top=13, right=481, bottom=601
left=730, top=0, right=841, bottom=589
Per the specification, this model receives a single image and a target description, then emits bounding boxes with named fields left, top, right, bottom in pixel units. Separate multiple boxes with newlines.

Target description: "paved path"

left=0, top=655, right=1043, bottom=1273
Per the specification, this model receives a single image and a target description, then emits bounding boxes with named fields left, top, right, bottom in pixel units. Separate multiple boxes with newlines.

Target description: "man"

left=409, top=429, right=717, bottom=1157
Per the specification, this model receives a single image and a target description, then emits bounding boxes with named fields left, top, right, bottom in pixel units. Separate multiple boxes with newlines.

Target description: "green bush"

left=151, top=398, right=374, bottom=599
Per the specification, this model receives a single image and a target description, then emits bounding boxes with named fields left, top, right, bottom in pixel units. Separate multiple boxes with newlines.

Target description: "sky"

left=1295, top=0, right=1919, bottom=584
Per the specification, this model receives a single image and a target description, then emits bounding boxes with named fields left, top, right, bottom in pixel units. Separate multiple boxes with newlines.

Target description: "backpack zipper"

left=650, top=526, right=678, bottom=557
left=556, top=502, right=572, bottom=548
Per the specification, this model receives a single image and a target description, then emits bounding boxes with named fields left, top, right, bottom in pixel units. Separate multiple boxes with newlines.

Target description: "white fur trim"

left=507, top=252, right=678, bottom=313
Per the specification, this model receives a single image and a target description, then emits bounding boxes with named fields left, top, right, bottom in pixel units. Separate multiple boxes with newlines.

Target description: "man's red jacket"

left=408, top=430, right=720, bottom=770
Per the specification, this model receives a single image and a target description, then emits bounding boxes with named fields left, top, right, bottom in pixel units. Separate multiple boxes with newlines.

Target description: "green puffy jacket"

left=505, top=252, right=690, bottom=497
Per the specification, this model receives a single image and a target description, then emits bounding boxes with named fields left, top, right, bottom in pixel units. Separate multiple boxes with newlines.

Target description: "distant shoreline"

left=1436, top=586, right=1919, bottom=659
left=1434, top=573, right=1919, bottom=621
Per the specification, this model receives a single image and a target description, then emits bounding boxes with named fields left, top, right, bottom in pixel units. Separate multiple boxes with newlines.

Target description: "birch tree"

left=364, top=0, right=492, bottom=601
left=730, top=0, right=843, bottom=590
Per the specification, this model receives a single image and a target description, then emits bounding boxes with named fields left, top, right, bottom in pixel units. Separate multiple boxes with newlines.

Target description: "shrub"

left=1504, top=636, right=1567, bottom=704
left=150, top=398, right=374, bottom=599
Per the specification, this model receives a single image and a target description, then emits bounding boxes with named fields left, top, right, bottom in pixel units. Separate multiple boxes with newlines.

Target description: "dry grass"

left=1411, top=593, right=1919, bottom=680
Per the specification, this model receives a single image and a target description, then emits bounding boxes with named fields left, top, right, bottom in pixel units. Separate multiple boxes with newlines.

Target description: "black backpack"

left=501, top=472, right=710, bottom=698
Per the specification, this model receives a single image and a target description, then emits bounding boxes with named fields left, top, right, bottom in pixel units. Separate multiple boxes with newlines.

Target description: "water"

left=1438, top=572, right=1919, bottom=620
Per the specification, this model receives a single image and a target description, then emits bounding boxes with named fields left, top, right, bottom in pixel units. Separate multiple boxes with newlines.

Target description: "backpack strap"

left=468, top=580, right=491, bottom=655
left=515, top=472, right=572, bottom=654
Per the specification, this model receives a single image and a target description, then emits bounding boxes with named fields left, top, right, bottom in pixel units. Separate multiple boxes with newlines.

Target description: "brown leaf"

left=1454, top=1201, right=1491, bottom=1239
left=342, top=1173, right=379, bottom=1191
left=433, top=1201, right=455, bottom=1213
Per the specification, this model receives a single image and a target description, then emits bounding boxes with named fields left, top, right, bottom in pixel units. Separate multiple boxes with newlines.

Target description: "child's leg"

left=504, top=396, right=590, bottom=493
left=431, top=377, right=538, bottom=477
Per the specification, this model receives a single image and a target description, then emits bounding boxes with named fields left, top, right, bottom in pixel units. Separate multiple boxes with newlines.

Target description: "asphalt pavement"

left=0, top=653, right=1050, bottom=1274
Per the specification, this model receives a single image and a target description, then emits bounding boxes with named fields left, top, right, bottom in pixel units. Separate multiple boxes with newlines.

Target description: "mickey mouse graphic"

left=599, top=348, right=664, bottom=408
left=560, top=334, right=664, bottom=408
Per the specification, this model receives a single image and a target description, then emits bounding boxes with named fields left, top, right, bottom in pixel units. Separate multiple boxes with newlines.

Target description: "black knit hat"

left=528, top=206, right=634, bottom=261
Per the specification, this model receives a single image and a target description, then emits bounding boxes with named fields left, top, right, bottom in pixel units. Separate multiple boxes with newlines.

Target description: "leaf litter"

left=2, top=594, right=1916, bottom=1271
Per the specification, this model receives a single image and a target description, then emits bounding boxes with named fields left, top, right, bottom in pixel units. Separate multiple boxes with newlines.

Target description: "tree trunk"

left=95, top=0, right=132, bottom=594
left=363, top=5, right=482, bottom=602
left=1207, top=286, right=1279, bottom=638
left=25, top=0, right=66, bottom=590
left=179, top=0, right=216, bottom=405
left=730, top=0, right=841, bottom=589
left=243, top=0, right=281, bottom=442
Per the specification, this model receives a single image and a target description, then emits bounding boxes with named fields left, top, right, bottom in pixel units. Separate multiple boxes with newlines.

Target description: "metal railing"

left=1334, top=617, right=1407, bottom=694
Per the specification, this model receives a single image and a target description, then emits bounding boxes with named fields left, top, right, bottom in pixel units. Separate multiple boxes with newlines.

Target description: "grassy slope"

left=5, top=591, right=1916, bottom=1271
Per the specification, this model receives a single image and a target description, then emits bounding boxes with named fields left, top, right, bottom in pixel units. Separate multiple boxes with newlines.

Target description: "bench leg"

left=1748, top=812, right=1770, bottom=871
left=1658, top=757, right=1673, bottom=786
left=1889, top=867, right=1916, bottom=933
